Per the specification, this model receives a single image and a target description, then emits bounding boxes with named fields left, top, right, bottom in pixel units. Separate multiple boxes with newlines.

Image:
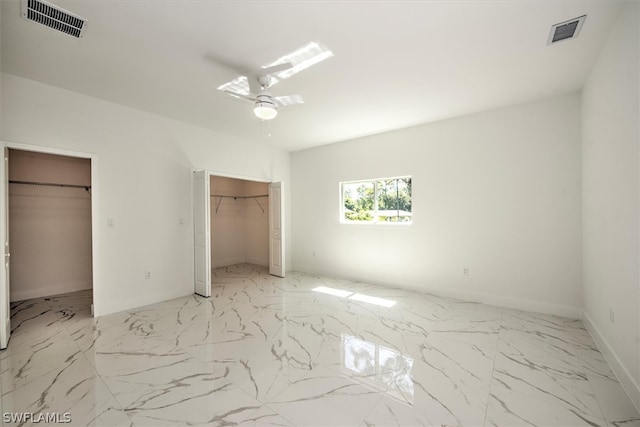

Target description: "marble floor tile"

left=588, top=373, right=640, bottom=427
left=1, top=351, right=129, bottom=427
left=265, top=366, right=382, bottom=427
left=485, top=383, right=608, bottom=426
left=1, top=264, right=638, bottom=426
left=9, top=298, right=67, bottom=338
left=0, top=329, right=84, bottom=394
left=123, top=386, right=265, bottom=427
left=491, top=348, right=603, bottom=420
left=364, top=379, right=489, bottom=427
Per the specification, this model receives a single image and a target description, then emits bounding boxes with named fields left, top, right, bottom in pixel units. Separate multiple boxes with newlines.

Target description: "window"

left=341, top=176, right=412, bottom=224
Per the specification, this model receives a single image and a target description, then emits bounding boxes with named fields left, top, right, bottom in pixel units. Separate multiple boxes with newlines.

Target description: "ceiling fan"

left=215, top=42, right=333, bottom=121
left=221, top=62, right=304, bottom=121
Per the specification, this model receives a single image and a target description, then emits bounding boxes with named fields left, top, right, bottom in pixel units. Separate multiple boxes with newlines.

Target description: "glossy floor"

left=1, top=264, right=638, bottom=426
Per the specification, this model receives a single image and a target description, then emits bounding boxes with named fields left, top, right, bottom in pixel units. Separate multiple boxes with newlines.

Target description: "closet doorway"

left=193, top=171, right=284, bottom=298
left=0, top=147, right=95, bottom=349
left=210, top=176, right=269, bottom=268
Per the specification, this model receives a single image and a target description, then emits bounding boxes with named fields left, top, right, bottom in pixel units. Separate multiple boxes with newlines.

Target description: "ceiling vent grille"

left=548, top=15, right=586, bottom=45
left=21, top=0, right=87, bottom=38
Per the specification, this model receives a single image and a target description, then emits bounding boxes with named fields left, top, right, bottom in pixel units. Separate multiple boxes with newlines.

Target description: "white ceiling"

left=1, top=0, right=624, bottom=151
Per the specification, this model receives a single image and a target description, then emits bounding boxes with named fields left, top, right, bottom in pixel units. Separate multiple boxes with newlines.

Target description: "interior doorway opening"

left=193, top=170, right=284, bottom=298
left=210, top=175, right=269, bottom=269
left=4, top=148, right=94, bottom=343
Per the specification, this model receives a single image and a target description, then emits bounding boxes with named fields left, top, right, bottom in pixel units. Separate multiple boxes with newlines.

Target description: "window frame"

left=339, top=176, right=412, bottom=225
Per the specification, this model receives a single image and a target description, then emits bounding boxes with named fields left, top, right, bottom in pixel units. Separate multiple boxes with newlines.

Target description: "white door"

left=0, top=147, right=10, bottom=348
left=193, top=170, right=211, bottom=297
left=269, top=181, right=285, bottom=277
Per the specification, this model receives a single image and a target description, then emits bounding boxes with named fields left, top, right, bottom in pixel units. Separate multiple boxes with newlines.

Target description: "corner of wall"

left=583, top=311, right=640, bottom=412
left=581, top=0, right=640, bottom=412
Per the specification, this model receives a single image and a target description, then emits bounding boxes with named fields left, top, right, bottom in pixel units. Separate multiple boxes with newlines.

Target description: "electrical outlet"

left=463, top=267, right=470, bottom=277
left=145, top=271, right=151, bottom=280
left=609, top=308, right=615, bottom=323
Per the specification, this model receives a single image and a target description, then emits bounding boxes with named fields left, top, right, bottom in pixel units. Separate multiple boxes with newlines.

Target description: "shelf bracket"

left=254, top=197, right=265, bottom=214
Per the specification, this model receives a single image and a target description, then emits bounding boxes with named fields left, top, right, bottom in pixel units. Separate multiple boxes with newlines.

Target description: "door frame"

left=193, top=169, right=284, bottom=296
left=193, top=170, right=210, bottom=298
left=1, top=147, right=9, bottom=349
left=0, top=141, right=99, bottom=348
left=268, top=181, right=285, bottom=277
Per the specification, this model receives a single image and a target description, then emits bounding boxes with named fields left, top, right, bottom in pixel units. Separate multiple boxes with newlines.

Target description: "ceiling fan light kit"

left=254, top=95, right=278, bottom=120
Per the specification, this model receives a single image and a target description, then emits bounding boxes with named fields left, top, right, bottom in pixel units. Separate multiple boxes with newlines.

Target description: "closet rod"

left=211, top=194, right=268, bottom=214
left=210, top=194, right=268, bottom=199
left=9, top=180, right=91, bottom=191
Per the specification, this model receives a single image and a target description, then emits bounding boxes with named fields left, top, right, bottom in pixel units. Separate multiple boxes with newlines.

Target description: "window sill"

left=339, top=220, right=412, bottom=226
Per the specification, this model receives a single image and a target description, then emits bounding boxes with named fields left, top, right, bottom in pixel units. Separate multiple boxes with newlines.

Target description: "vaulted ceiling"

left=1, top=1, right=624, bottom=151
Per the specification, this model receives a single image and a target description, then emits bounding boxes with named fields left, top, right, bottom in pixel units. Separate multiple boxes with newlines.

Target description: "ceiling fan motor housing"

left=255, top=93, right=277, bottom=108
left=258, top=75, right=274, bottom=89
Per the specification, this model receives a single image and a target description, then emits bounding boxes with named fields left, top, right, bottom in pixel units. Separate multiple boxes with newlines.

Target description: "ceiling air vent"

left=21, top=0, right=88, bottom=38
left=547, top=15, right=586, bottom=45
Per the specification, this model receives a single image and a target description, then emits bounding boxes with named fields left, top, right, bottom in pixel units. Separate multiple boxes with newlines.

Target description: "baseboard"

left=292, top=264, right=582, bottom=318
left=10, top=282, right=93, bottom=302
left=425, top=285, right=582, bottom=319
left=96, top=287, right=193, bottom=317
left=213, top=257, right=268, bottom=268
left=583, top=312, right=640, bottom=412
left=244, top=257, right=268, bottom=267
left=212, top=257, right=245, bottom=268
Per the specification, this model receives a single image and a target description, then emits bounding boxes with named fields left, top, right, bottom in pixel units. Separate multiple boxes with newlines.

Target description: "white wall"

left=582, top=2, right=640, bottom=408
left=8, top=150, right=93, bottom=301
left=292, top=93, right=582, bottom=317
left=2, top=73, right=291, bottom=316
left=210, top=176, right=269, bottom=267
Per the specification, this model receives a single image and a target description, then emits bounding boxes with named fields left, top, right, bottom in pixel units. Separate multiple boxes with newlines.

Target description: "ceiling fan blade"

left=224, top=90, right=256, bottom=103
left=261, top=62, right=293, bottom=76
left=246, top=75, right=262, bottom=95
left=274, top=94, right=304, bottom=107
